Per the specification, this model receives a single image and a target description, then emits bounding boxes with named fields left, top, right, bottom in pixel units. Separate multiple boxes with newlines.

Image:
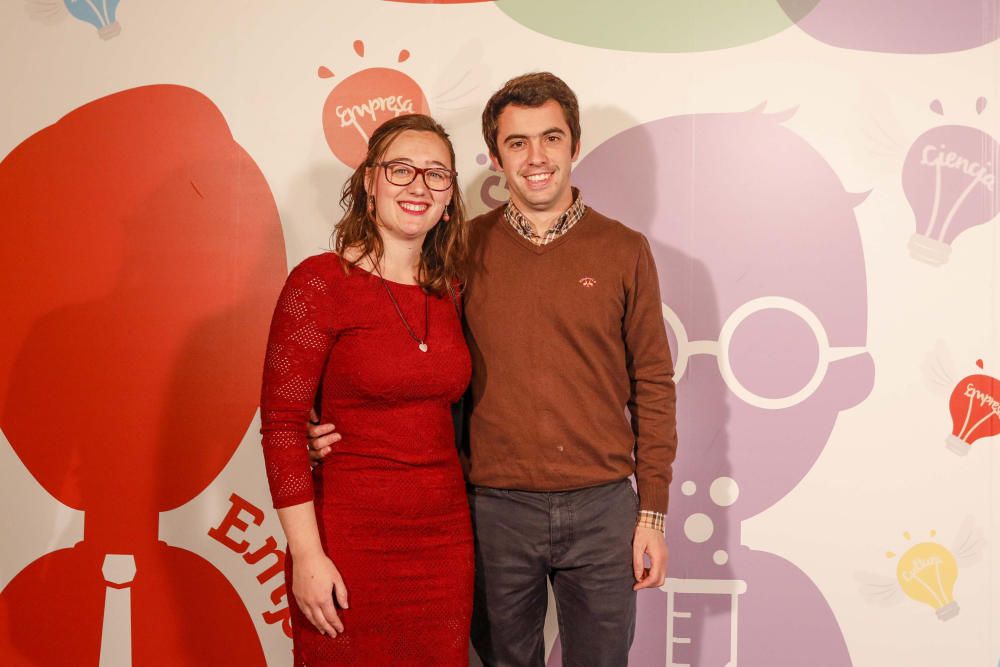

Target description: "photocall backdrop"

left=1, top=2, right=997, bottom=666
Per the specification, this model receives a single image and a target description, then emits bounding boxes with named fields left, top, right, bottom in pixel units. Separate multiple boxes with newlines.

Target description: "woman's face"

left=368, top=130, right=453, bottom=244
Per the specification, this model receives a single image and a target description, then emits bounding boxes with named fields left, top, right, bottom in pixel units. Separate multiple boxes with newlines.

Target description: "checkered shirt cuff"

left=636, top=510, right=665, bottom=533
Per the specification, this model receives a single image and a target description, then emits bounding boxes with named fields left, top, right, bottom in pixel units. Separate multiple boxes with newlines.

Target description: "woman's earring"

left=442, top=203, right=451, bottom=222
left=367, top=195, right=375, bottom=214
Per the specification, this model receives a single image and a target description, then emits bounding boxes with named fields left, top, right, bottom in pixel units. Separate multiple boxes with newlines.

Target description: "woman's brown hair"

left=334, top=114, right=468, bottom=296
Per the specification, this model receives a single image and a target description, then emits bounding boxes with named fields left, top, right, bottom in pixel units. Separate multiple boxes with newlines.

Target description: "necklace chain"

left=370, top=259, right=429, bottom=352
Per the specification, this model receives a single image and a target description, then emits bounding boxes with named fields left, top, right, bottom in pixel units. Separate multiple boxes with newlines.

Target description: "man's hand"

left=307, top=409, right=340, bottom=463
left=632, top=526, right=668, bottom=591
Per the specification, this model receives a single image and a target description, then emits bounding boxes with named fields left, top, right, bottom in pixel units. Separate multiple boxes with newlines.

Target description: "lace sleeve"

left=259, top=257, right=335, bottom=509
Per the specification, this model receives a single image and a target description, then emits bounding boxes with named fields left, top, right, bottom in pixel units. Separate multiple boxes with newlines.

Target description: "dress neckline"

left=332, top=252, right=424, bottom=289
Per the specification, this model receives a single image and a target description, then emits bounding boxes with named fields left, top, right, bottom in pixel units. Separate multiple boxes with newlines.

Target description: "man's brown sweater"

left=462, top=204, right=678, bottom=514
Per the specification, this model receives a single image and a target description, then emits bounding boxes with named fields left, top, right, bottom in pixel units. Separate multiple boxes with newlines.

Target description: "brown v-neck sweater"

left=462, top=204, right=678, bottom=514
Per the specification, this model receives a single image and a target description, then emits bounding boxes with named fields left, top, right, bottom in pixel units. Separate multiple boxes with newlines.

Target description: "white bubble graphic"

left=710, top=476, right=739, bottom=507
left=684, top=513, right=714, bottom=543
left=713, top=550, right=729, bottom=565
left=681, top=481, right=697, bottom=496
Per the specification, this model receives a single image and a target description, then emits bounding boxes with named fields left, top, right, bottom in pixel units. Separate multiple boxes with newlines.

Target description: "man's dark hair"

left=482, top=72, right=581, bottom=165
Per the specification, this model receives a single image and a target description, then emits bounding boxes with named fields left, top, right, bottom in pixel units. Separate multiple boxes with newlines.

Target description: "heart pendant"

left=418, top=343, right=428, bottom=352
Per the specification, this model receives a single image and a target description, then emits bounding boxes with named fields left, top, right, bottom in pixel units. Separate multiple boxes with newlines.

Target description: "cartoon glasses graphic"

left=662, top=296, right=868, bottom=410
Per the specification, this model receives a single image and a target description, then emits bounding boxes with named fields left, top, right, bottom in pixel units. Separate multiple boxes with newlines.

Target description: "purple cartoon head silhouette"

left=569, top=106, right=875, bottom=667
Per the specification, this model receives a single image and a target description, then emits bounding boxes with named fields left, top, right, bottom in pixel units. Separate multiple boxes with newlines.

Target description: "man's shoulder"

left=467, top=205, right=505, bottom=228
left=467, top=205, right=507, bottom=249
left=580, top=206, right=647, bottom=247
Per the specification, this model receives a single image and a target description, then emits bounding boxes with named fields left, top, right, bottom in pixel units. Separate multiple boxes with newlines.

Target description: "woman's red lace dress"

left=260, top=253, right=472, bottom=665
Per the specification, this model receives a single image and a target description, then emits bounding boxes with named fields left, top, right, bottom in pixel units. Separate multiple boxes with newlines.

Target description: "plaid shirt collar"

left=504, top=188, right=586, bottom=246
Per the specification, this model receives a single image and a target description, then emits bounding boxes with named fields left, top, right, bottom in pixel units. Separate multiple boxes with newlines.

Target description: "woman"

left=259, top=114, right=472, bottom=665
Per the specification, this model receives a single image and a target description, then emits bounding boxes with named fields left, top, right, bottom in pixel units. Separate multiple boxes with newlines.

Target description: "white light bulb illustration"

left=903, top=100, right=998, bottom=265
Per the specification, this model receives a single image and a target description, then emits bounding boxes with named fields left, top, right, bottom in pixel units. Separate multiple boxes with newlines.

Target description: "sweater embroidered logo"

left=578, top=277, right=597, bottom=287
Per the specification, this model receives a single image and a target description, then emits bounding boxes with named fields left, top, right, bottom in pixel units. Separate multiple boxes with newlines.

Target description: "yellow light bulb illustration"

left=894, top=541, right=960, bottom=620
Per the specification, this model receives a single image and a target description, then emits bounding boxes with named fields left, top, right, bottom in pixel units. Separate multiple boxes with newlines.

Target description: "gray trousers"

left=468, top=479, right=638, bottom=667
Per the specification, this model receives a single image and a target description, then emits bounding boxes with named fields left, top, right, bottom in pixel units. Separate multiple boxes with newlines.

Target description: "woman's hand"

left=292, top=551, right=350, bottom=637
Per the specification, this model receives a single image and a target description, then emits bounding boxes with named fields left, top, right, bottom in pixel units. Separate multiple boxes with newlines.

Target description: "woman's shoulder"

left=289, top=251, right=345, bottom=277
left=284, top=251, right=349, bottom=293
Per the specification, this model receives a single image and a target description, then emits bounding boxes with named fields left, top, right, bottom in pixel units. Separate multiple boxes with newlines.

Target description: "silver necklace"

left=370, top=260, right=429, bottom=352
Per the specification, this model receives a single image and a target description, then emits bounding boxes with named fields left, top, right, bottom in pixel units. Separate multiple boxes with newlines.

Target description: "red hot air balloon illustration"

left=0, top=85, right=286, bottom=665
left=945, top=360, right=1000, bottom=455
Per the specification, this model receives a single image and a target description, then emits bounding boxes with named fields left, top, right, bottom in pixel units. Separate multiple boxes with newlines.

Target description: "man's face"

left=491, top=99, right=580, bottom=218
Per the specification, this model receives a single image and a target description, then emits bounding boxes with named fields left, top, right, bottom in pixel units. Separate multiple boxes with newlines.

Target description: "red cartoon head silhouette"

left=0, top=84, right=285, bottom=665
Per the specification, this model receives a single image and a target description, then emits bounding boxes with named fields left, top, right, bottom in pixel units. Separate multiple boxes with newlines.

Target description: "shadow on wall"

left=0, top=85, right=287, bottom=665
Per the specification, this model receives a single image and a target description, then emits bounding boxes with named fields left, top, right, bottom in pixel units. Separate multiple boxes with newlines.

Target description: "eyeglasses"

left=662, top=296, right=868, bottom=410
left=379, top=161, right=456, bottom=191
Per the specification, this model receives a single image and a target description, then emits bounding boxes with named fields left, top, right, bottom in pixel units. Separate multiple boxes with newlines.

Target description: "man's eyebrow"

left=502, top=127, right=566, bottom=144
left=501, top=133, right=529, bottom=144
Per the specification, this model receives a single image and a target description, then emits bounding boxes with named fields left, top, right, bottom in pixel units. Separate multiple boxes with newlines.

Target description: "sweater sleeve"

left=259, top=258, right=336, bottom=509
left=623, top=235, right=678, bottom=515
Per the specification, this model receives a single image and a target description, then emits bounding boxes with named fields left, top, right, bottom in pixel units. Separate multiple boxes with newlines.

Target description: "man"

left=310, top=72, right=677, bottom=666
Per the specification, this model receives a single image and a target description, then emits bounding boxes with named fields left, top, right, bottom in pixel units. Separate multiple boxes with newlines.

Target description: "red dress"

left=260, top=253, right=473, bottom=665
